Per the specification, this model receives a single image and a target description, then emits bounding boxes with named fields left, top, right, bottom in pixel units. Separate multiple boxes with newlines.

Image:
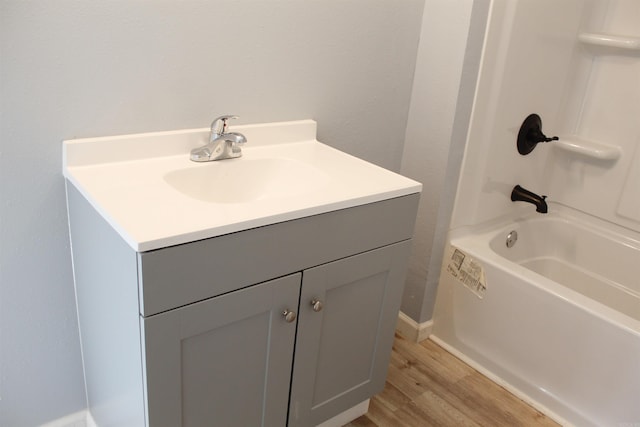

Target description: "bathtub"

left=432, top=208, right=640, bottom=426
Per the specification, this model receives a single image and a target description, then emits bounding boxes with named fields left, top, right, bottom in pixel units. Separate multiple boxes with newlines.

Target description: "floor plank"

left=345, top=334, right=559, bottom=427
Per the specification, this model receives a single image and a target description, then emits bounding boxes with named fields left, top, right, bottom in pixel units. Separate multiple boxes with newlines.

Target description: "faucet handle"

left=210, top=115, right=238, bottom=138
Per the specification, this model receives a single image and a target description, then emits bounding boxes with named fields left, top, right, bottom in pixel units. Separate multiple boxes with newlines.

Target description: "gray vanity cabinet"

left=142, top=273, right=302, bottom=427
left=67, top=183, right=419, bottom=427
left=141, top=241, right=410, bottom=427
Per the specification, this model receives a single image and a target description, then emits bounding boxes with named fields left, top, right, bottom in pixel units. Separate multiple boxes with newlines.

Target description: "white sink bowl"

left=63, top=120, right=421, bottom=251
left=164, top=157, right=330, bottom=204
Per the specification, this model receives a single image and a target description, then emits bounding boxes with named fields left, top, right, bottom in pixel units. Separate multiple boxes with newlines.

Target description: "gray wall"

left=0, top=1, right=423, bottom=425
left=420, top=0, right=491, bottom=322
left=399, top=0, right=476, bottom=322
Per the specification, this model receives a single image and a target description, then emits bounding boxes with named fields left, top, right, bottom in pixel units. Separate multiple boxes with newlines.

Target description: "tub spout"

left=511, top=185, right=548, bottom=213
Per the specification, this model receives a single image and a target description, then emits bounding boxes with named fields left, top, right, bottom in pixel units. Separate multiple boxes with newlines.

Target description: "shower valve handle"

left=517, top=113, right=559, bottom=155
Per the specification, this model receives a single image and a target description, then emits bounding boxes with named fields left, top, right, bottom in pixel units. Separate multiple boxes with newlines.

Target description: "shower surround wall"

left=431, top=0, right=640, bottom=424
left=450, top=0, right=639, bottom=231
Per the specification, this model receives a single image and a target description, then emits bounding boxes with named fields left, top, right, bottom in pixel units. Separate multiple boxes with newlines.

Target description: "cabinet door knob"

left=311, top=299, right=323, bottom=312
left=282, top=309, right=297, bottom=323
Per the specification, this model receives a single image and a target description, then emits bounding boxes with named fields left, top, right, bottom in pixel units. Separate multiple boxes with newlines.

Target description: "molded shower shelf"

left=555, top=136, right=621, bottom=161
left=579, top=32, right=640, bottom=51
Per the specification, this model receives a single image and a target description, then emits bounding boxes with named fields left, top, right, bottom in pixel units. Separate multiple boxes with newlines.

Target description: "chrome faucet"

left=190, top=115, right=247, bottom=162
left=511, top=185, right=548, bottom=213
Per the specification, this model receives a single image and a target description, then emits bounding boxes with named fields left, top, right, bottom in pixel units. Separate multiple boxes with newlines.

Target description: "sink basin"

left=63, top=119, right=421, bottom=251
left=164, top=157, right=330, bottom=204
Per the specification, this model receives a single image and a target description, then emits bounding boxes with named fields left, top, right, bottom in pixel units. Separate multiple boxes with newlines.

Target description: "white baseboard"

left=316, top=399, right=369, bottom=427
left=39, top=410, right=89, bottom=427
left=86, top=411, right=98, bottom=427
left=396, top=311, right=433, bottom=342
left=44, top=402, right=366, bottom=427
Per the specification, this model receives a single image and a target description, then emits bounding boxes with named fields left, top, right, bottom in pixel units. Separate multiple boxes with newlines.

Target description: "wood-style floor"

left=346, top=334, right=559, bottom=427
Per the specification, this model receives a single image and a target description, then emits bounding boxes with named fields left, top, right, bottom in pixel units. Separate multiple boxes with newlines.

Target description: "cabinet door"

left=141, top=273, right=301, bottom=427
left=288, top=241, right=411, bottom=426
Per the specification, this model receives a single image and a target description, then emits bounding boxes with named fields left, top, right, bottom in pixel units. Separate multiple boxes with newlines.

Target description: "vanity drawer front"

left=137, top=193, right=419, bottom=316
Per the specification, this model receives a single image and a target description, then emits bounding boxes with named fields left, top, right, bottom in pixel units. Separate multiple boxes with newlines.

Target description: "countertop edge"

left=135, top=188, right=422, bottom=252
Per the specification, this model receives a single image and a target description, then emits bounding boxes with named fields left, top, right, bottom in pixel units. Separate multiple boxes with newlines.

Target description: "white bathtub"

left=432, top=208, right=640, bottom=426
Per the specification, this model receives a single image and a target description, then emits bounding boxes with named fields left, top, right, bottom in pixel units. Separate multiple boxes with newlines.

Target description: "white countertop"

left=63, top=120, right=421, bottom=252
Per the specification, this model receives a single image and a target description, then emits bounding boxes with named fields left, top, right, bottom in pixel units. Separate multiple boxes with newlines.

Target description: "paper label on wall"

left=445, top=245, right=486, bottom=298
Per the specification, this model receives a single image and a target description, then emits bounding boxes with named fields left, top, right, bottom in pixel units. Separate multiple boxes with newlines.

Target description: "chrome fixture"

left=310, top=298, right=323, bottom=312
left=506, top=230, right=518, bottom=248
left=511, top=185, right=548, bottom=213
left=282, top=309, right=297, bottom=323
left=517, top=113, right=558, bottom=155
left=190, top=115, right=247, bottom=162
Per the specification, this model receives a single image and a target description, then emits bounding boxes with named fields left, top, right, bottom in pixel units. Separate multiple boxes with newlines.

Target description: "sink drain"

left=506, top=230, right=518, bottom=248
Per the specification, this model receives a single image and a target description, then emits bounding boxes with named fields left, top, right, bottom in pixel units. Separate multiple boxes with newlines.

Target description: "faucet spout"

left=511, top=185, right=548, bottom=213
left=190, top=115, right=247, bottom=162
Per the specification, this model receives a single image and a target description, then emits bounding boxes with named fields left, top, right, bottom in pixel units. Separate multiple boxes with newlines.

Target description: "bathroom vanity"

left=64, top=120, right=421, bottom=427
